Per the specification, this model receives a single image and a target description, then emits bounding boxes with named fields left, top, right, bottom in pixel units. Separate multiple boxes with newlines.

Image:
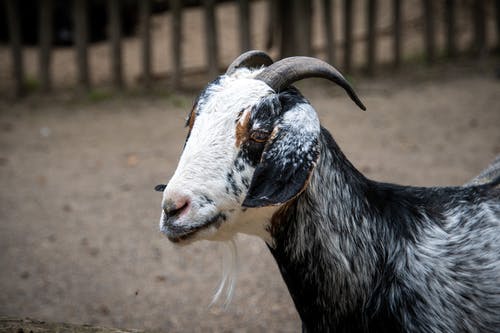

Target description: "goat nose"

left=163, top=197, right=190, bottom=219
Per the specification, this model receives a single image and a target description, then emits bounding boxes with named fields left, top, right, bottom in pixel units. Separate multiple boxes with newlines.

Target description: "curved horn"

left=255, top=56, right=366, bottom=111
left=226, top=50, right=274, bottom=75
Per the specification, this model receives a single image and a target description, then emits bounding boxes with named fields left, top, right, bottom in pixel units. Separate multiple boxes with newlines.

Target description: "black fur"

left=269, top=128, right=500, bottom=332
left=155, top=184, right=167, bottom=192
left=243, top=89, right=320, bottom=207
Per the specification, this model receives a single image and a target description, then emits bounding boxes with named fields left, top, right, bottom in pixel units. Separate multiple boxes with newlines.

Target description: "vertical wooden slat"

left=393, top=0, right=402, bottom=67
left=445, top=0, right=456, bottom=58
left=265, top=0, right=278, bottom=50
left=322, top=0, right=335, bottom=64
left=39, top=0, right=53, bottom=92
left=74, top=0, right=89, bottom=89
left=140, top=0, right=152, bottom=88
left=238, top=0, right=251, bottom=52
left=496, top=0, right=500, bottom=49
left=204, top=0, right=219, bottom=79
left=303, top=0, right=313, bottom=56
left=278, top=0, right=295, bottom=58
left=472, top=0, right=486, bottom=57
left=6, top=0, right=25, bottom=97
left=366, top=0, right=377, bottom=76
left=343, top=0, right=353, bottom=73
left=292, top=0, right=308, bottom=55
left=171, top=0, right=182, bottom=89
left=280, top=0, right=312, bottom=57
left=109, top=0, right=123, bottom=88
left=422, top=0, right=435, bottom=64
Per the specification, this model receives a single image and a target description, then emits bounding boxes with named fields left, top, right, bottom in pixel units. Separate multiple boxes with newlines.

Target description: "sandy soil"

left=0, top=59, right=499, bottom=332
left=1, top=1, right=500, bottom=331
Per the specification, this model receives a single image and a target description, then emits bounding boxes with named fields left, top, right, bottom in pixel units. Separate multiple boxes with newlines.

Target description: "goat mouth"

left=162, top=213, right=226, bottom=243
left=165, top=225, right=205, bottom=243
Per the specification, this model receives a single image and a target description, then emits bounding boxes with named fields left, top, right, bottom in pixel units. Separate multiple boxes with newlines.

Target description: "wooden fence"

left=3, top=0, right=500, bottom=98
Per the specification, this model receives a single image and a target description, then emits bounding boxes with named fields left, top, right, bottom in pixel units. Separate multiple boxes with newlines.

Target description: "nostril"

left=165, top=203, right=187, bottom=217
left=163, top=198, right=190, bottom=219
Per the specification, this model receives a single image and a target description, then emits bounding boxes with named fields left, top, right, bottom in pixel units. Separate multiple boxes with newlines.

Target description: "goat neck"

left=267, top=125, right=500, bottom=332
left=268, top=128, right=398, bottom=332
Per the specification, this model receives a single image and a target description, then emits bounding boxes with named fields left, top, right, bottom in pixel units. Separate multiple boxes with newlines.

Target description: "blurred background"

left=0, top=0, right=499, bottom=332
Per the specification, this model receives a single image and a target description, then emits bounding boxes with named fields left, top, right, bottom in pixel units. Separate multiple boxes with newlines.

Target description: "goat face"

left=160, top=72, right=321, bottom=244
left=158, top=51, right=365, bottom=244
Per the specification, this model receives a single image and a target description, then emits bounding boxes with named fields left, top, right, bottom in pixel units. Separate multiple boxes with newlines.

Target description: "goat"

left=157, top=50, right=500, bottom=332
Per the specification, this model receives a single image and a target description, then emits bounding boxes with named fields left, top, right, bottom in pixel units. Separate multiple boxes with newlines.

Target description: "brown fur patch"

left=185, top=105, right=197, bottom=139
left=254, top=127, right=279, bottom=163
left=235, top=109, right=251, bottom=147
left=187, top=106, right=196, bottom=131
left=297, top=155, right=319, bottom=195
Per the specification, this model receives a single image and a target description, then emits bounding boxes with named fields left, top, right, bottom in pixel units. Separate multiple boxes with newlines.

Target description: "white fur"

left=210, top=239, right=238, bottom=309
left=160, top=70, right=281, bottom=309
left=161, top=71, right=277, bottom=244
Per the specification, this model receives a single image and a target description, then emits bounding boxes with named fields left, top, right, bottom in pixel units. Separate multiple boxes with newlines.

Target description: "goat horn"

left=255, top=56, right=366, bottom=111
left=226, top=50, right=274, bottom=75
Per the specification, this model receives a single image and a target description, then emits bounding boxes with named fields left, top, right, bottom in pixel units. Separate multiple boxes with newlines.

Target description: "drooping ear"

left=242, top=101, right=320, bottom=207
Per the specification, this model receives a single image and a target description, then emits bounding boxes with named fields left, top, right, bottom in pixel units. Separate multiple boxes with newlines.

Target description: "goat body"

left=158, top=51, right=500, bottom=333
left=270, top=127, right=500, bottom=332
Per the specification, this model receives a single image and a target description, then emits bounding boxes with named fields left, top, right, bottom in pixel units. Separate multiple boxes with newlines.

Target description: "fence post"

left=294, top=0, right=312, bottom=56
left=39, top=0, right=53, bottom=92
left=366, top=0, right=377, bottom=76
left=109, top=0, right=123, bottom=88
left=305, top=0, right=313, bottom=56
left=140, top=0, right=152, bottom=88
left=6, top=0, right=25, bottom=97
left=472, top=0, right=486, bottom=57
left=496, top=0, right=500, bottom=49
left=343, top=0, right=353, bottom=73
left=292, top=0, right=303, bottom=55
left=171, top=0, right=182, bottom=89
left=422, top=0, right=435, bottom=64
left=204, top=0, right=219, bottom=79
left=74, top=0, right=90, bottom=90
left=322, top=0, right=335, bottom=64
left=278, top=0, right=295, bottom=58
left=265, top=0, right=278, bottom=50
left=392, top=0, right=402, bottom=67
left=444, top=0, right=456, bottom=58
left=238, top=0, right=251, bottom=52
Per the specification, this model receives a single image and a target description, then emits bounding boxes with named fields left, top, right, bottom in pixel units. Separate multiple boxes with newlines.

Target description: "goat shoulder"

left=269, top=128, right=500, bottom=333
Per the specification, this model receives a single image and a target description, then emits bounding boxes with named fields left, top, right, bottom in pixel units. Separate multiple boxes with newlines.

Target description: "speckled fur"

left=270, top=128, right=500, bottom=332
left=159, top=66, right=500, bottom=332
left=160, top=68, right=279, bottom=244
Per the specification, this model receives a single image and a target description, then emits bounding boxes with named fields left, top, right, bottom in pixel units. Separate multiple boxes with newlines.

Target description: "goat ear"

left=242, top=104, right=320, bottom=207
left=155, top=184, right=167, bottom=192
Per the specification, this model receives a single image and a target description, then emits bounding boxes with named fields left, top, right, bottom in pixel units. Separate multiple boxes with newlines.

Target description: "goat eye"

left=250, top=130, right=270, bottom=143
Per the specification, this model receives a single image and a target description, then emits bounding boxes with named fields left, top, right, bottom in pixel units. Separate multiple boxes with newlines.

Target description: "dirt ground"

left=1, top=1, right=500, bottom=331
left=0, top=59, right=499, bottom=332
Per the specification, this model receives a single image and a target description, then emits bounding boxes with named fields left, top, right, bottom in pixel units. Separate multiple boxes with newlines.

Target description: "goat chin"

left=209, top=238, right=239, bottom=310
